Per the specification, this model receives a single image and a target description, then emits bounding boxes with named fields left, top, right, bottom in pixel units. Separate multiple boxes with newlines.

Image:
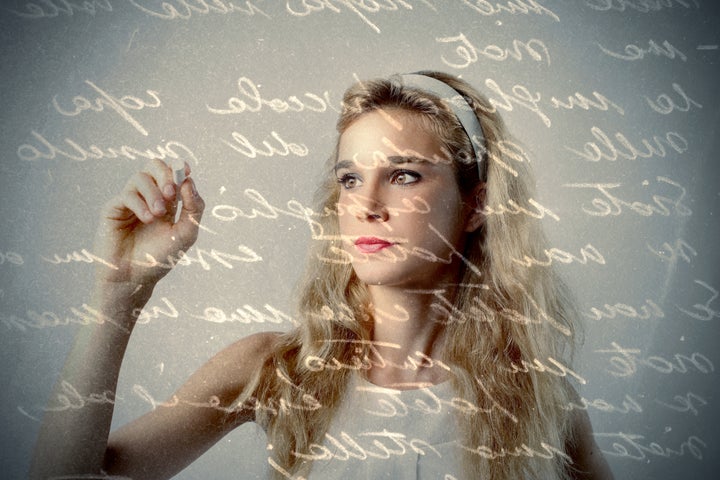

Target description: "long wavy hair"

left=236, top=71, right=580, bottom=479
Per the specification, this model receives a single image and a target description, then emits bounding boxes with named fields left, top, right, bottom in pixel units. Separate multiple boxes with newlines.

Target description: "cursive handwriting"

left=222, top=130, right=309, bottom=158
left=647, top=238, right=697, bottom=264
left=315, top=224, right=483, bottom=277
left=292, top=429, right=441, bottom=461
left=655, top=392, right=707, bottom=416
left=677, top=280, right=719, bottom=321
left=18, top=370, right=319, bottom=422
left=17, top=381, right=117, bottom=422
left=190, top=303, right=298, bottom=326
left=459, top=440, right=570, bottom=460
left=507, top=357, right=587, bottom=384
left=551, top=92, right=624, bottom=115
left=437, top=33, right=551, bottom=68
left=584, top=299, right=664, bottom=321
left=0, top=250, right=24, bottom=266
left=2, top=304, right=127, bottom=332
left=598, top=39, right=687, bottom=62
left=595, top=342, right=714, bottom=377
left=482, top=79, right=622, bottom=127
left=411, top=283, right=572, bottom=335
left=127, top=0, right=270, bottom=20
left=512, top=243, right=605, bottom=268
left=357, top=381, right=517, bottom=421
left=563, top=394, right=643, bottom=414
left=481, top=197, right=560, bottom=221
left=133, top=297, right=179, bottom=325
left=132, top=368, right=321, bottom=416
left=8, top=0, right=112, bottom=18
left=303, top=339, right=453, bottom=374
left=483, top=79, right=547, bottom=127
left=566, top=126, right=688, bottom=162
left=584, top=0, right=700, bottom=13
left=1, top=297, right=177, bottom=332
left=646, top=82, right=702, bottom=115
left=41, top=248, right=118, bottom=270
left=564, top=177, right=691, bottom=217
left=211, top=189, right=325, bottom=237
left=207, top=76, right=338, bottom=114
left=459, top=0, right=559, bottom=21
left=285, top=0, right=436, bottom=34
left=52, top=81, right=161, bottom=136
left=131, top=245, right=262, bottom=270
left=595, top=432, right=706, bottom=461
left=17, top=130, right=199, bottom=164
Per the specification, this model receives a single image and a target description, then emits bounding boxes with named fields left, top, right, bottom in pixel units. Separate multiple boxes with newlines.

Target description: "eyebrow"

left=334, top=155, right=432, bottom=173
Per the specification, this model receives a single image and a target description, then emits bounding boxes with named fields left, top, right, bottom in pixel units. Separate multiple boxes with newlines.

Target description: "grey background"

left=1, top=0, right=719, bottom=478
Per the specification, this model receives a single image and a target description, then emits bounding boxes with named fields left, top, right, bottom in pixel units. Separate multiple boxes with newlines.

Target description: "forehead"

left=337, top=109, right=448, bottom=165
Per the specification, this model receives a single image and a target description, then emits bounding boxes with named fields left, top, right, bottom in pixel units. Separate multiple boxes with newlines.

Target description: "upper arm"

left=566, top=397, right=615, bottom=480
left=103, top=331, right=280, bottom=480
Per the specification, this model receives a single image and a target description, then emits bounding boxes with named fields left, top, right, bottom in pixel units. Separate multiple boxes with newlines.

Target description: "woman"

left=31, top=71, right=613, bottom=479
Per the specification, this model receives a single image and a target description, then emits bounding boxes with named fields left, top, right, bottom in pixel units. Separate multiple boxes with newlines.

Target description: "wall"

left=1, top=1, right=718, bottom=478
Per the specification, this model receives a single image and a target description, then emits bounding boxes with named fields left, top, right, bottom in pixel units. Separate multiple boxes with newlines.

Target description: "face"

left=336, top=109, right=480, bottom=289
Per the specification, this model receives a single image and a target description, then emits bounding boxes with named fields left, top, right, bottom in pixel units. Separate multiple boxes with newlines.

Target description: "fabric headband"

left=399, top=73, right=486, bottom=180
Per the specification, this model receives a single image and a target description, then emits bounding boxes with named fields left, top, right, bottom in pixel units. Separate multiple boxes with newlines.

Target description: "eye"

left=390, top=170, right=421, bottom=186
left=337, top=173, right=362, bottom=189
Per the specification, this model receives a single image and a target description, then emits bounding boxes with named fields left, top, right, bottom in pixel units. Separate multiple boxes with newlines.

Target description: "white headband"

left=400, top=73, right=486, bottom=180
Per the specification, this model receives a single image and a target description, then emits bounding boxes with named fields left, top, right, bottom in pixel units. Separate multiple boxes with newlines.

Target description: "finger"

left=169, top=162, right=188, bottom=220
left=171, top=159, right=192, bottom=178
left=176, top=177, right=205, bottom=233
left=118, top=189, right=156, bottom=224
left=131, top=172, right=168, bottom=218
left=179, top=176, right=204, bottom=217
left=144, top=159, right=176, bottom=200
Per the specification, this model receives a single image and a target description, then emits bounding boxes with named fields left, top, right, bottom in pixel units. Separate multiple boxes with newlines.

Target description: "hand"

left=94, top=159, right=205, bottom=290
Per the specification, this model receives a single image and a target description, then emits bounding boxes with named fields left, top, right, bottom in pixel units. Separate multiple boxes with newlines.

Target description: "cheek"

left=425, top=189, right=465, bottom=222
left=337, top=207, right=351, bottom=235
left=336, top=192, right=363, bottom=225
left=421, top=197, right=467, bottom=243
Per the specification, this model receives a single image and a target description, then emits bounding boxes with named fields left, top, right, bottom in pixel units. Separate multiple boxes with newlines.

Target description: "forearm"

left=30, top=160, right=204, bottom=478
left=29, top=282, right=153, bottom=479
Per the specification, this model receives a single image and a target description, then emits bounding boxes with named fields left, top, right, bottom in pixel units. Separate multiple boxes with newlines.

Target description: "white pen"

left=170, top=159, right=186, bottom=223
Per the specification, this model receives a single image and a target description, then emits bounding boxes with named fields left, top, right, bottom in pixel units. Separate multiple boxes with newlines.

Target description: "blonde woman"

left=31, top=71, right=614, bottom=479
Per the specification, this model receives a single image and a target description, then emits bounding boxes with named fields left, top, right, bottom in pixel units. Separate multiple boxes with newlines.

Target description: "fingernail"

left=164, top=184, right=175, bottom=197
left=154, top=200, right=166, bottom=214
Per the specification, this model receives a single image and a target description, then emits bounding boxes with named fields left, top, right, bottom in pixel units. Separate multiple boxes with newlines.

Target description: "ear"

left=465, top=183, right=486, bottom=233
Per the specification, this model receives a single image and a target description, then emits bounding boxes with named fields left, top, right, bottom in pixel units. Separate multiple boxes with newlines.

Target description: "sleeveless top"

left=305, top=374, right=465, bottom=479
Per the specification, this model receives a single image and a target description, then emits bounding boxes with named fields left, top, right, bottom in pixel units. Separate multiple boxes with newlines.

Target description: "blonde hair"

left=238, top=71, right=579, bottom=479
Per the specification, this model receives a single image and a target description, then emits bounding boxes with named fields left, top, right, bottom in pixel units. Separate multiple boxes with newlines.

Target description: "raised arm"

left=30, top=159, right=208, bottom=479
left=102, top=330, right=278, bottom=480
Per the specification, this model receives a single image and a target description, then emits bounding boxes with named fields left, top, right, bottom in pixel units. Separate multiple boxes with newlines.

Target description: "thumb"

left=175, top=177, right=205, bottom=240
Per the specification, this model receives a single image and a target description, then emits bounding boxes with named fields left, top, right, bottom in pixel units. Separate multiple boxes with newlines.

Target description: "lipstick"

left=354, top=236, right=394, bottom=254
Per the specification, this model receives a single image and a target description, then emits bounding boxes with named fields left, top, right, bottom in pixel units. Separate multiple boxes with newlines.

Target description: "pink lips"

left=354, top=236, right=394, bottom=254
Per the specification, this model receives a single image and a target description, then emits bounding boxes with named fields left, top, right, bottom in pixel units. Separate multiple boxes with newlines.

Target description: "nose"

left=349, top=191, right=389, bottom=223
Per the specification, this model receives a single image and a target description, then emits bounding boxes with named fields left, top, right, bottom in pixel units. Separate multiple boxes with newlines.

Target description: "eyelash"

left=336, top=170, right=422, bottom=189
left=337, top=173, right=360, bottom=189
left=391, top=169, right=421, bottom=185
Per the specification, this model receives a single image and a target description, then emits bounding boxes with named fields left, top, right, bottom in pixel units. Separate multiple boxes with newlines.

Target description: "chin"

left=352, top=268, right=400, bottom=287
left=351, top=265, right=427, bottom=289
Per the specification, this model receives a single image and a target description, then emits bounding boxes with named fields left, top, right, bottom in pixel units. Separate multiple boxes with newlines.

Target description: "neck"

left=364, top=284, right=455, bottom=387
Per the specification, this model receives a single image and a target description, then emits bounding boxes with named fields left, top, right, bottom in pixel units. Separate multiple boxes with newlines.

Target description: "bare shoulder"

left=566, top=386, right=615, bottom=480
left=104, top=331, right=283, bottom=479
left=184, top=331, right=282, bottom=397
left=213, top=330, right=282, bottom=365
